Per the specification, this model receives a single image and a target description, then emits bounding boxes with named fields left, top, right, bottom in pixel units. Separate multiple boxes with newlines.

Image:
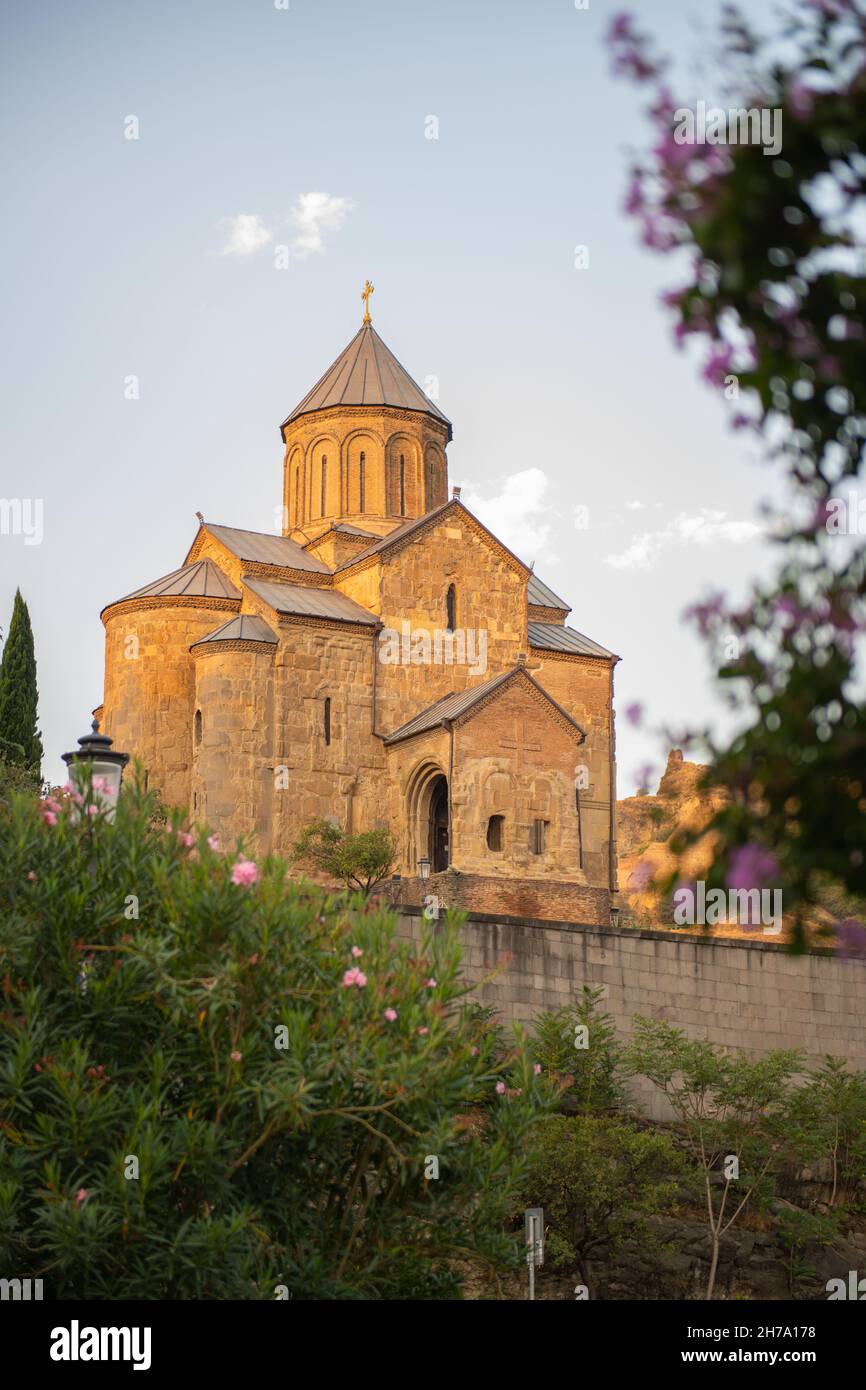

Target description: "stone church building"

left=97, top=298, right=621, bottom=923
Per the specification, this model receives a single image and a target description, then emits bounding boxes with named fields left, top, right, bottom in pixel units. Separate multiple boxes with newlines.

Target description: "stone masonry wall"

left=395, top=909, right=866, bottom=1119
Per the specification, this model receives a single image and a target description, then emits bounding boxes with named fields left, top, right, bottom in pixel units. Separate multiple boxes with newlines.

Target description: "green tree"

left=532, top=985, right=626, bottom=1112
left=520, top=1113, right=684, bottom=1297
left=626, top=1017, right=804, bottom=1299
left=788, top=1057, right=866, bottom=1206
left=0, top=589, right=42, bottom=780
left=0, top=775, right=554, bottom=1299
left=293, top=817, right=395, bottom=896
left=608, top=3, right=866, bottom=942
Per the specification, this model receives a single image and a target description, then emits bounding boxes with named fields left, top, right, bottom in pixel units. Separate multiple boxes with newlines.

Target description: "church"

left=97, top=286, right=621, bottom=924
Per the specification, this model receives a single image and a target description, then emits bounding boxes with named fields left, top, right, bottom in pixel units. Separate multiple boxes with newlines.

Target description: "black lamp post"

left=62, top=720, right=129, bottom=822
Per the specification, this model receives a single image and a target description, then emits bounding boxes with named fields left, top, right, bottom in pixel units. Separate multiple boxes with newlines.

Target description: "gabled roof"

left=528, top=573, right=571, bottom=612
left=108, top=559, right=241, bottom=608
left=281, top=323, right=452, bottom=439
left=528, top=621, right=615, bottom=660
left=192, top=614, right=277, bottom=646
left=384, top=666, right=586, bottom=745
left=191, top=523, right=331, bottom=575
left=335, top=498, right=531, bottom=578
left=243, top=576, right=378, bottom=626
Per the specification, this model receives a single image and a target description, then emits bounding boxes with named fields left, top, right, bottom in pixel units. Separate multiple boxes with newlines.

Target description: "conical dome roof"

left=281, top=323, right=451, bottom=439
left=109, top=560, right=241, bottom=608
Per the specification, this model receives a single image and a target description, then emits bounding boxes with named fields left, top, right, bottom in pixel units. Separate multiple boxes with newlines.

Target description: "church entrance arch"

left=405, top=761, right=450, bottom=874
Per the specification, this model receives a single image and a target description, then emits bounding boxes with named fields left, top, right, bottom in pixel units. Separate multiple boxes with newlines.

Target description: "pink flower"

left=207, top=834, right=220, bottom=851
left=351, top=946, right=363, bottom=958
left=248, top=953, right=259, bottom=966
left=75, top=1188, right=89, bottom=1206
left=418, top=1027, right=428, bottom=1036
left=86, top=805, right=99, bottom=818
left=231, top=857, right=259, bottom=887
left=495, top=1081, right=507, bottom=1094
left=384, top=1008, right=397, bottom=1022
left=41, top=809, right=57, bottom=827
left=426, top=977, right=437, bottom=988
left=176, top=830, right=194, bottom=848
left=470, top=1046, right=479, bottom=1056
left=533, top=1064, right=542, bottom=1075
left=725, top=844, right=780, bottom=893
left=26, top=870, right=36, bottom=882
left=703, top=343, right=735, bottom=387
left=230, top=1050, right=242, bottom=1062
left=625, top=702, right=643, bottom=727
left=341, top=967, right=367, bottom=988
left=835, top=919, right=866, bottom=961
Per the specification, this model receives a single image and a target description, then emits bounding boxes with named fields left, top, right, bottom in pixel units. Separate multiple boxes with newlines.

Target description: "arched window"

left=359, top=452, right=365, bottom=513
left=531, top=819, right=549, bottom=855
left=576, top=786, right=584, bottom=870
left=399, top=454, right=405, bottom=515
left=294, top=467, right=300, bottom=526
left=324, top=697, right=331, bottom=746
left=486, top=815, right=504, bottom=852
left=320, top=456, right=328, bottom=517
left=194, top=709, right=202, bottom=746
left=445, top=584, right=456, bottom=633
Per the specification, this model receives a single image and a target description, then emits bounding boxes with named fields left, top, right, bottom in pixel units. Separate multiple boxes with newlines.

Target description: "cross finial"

left=361, top=279, right=374, bottom=324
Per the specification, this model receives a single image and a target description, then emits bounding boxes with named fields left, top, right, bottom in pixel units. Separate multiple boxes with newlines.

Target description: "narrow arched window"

left=399, top=454, right=405, bottom=515
left=194, top=709, right=202, bottom=746
left=294, top=467, right=300, bottom=526
left=576, top=786, right=584, bottom=870
left=320, top=456, right=328, bottom=517
left=445, top=584, right=456, bottom=633
left=359, top=452, right=365, bottom=513
left=487, top=815, right=504, bottom=852
left=324, top=697, right=331, bottom=746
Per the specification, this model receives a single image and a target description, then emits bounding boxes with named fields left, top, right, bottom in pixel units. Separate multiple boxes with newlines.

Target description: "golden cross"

left=361, top=279, right=374, bottom=324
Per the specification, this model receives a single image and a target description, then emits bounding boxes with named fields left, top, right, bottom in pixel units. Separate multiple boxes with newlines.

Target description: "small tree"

left=788, top=1057, right=866, bottom=1207
left=626, top=1017, right=804, bottom=1299
left=0, top=589, right=42, bottom=779
left=532, top=985, right=625, bottom=1112
left=520, top=1113, right=684, bottom=1297
left=293, top=817, right=395, bottom=896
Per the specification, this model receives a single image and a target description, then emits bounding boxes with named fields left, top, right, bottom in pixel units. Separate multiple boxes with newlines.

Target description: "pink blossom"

left=341, top=967, right=367, bottom=988
left=248, top=953, right=259, bottom=965
left=177, top=830, right=194, bottom=848
left=625, top=702, right=643, bottom=727
left=725, top=844, right=780, bottom=893
left=418, top=1027, right=428, bottom=1036
left=533, top=1064, right=542, bottom=1075
left=86, top=805, right=99, bottom=818
left=495, top=1081, right=507, bottom=1094
left=207, top=834, right=220, bottom=851
left=41, top=809, right=57, bottom=827
left=230, top=1050, right=242, bottom=1062
left=426, top=977, right=437, bottom=988
left=231, top=857, right=259, bottom=887
left=470, top=1045, right=479, bottom=1056
left=75, top=1188, right=89, bottom=1206
left=351, top=945, right=363, bottom=958
left=384, top=1008, right=397, bottom=1022
left=703, top=343, right=735, bottom=387
left=26, top=870, right=36, bottom=882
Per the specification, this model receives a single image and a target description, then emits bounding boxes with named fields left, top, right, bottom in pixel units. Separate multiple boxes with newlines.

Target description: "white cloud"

left=456, top=467, right=555, bottom=562
left=604, top=509, right=764, bottom=570
left=625, top=499, right=645, bottom=511
left=220, top=213, right=273, bottom=257
left=287, top=191, right=354, bottom=258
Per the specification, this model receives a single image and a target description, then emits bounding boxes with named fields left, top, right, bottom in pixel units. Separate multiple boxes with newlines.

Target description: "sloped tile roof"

left=281, top=323, right=452, bottom=437
left=528, top=621, right=615, bottom=660
left=528, top=573, right=571, bottom=612
left=113, top=559, right=241, bottom=605
left=243, top=577, right=378, bottom=625
left=193, top=614, right=277, bottom=646
left=384, top=666, right=586, bottom=745
left=203, top=524, right=331, bottom=574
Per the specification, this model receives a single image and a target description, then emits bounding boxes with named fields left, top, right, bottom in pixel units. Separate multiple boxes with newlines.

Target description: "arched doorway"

left=428, top=774, right=449, bottom=872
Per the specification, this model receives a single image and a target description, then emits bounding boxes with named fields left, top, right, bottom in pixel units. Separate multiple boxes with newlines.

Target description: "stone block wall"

left=395, top=909, right=866, bottom=1119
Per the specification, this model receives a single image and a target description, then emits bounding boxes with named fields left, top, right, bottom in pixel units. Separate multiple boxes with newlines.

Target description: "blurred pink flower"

left=625, top=702, right=643, bottom=727
left=231, top=857, right=259, bottom=887
left=341, top=967, right=367, bottom=988
left=418, top=1027, right=428, bottom=1036
left=426, top=977, right=437, bottom=988
left=726, top=844, right=780, bottom=892
left=75, top=1188, right=89, bottom=1206
left=533, top=1063, right=542, bottom=1075
left=230, top=1050, right=242, bottom=1062
left=177, top=830, right=194, bottom=848
left=351, top=945, right=363, bottom=958
left=495, top=1081, right=507, bottom=1094
left=207, top=834, right=220, bottom=851
left=26, top=870, right=36, bottom=881
left=384, top=1008, right=397, bottom=1022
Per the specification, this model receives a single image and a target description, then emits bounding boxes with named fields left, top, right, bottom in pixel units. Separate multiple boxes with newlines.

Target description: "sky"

left=0, top=0, right=785, bottom=792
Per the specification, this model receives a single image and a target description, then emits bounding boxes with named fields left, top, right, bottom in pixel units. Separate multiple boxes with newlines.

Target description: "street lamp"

left=418, top=857, right=431, bottom=881
left=62, top=719, right=129, bottom=823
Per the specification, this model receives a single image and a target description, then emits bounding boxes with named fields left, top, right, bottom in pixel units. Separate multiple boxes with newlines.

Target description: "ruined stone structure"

left=97, top=299, right=620, bottom=921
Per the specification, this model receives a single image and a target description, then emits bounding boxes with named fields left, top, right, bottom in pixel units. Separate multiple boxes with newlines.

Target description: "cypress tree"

left=0, top=589, right=42, bottom=777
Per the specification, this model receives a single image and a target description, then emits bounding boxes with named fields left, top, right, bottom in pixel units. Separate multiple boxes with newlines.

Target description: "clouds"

left=220, top=213, right=272, bottom=258
left=456, top=467, right=555, bottom=562
left=218, top=192, right=354, bottom=260
left=604, top=508, right=764, bottom=570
